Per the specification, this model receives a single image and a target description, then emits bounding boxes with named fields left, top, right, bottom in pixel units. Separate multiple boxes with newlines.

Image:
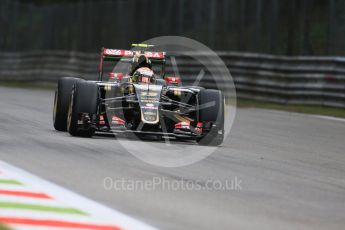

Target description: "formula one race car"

left=53, top=44, right=224, bottom=145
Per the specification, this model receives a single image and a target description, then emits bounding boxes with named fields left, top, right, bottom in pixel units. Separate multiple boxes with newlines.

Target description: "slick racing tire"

left=67, top=81, right=98, bottom=137
left=196, top=89, right=225, bottom=146
left=53, top=77, right=82, bottom=131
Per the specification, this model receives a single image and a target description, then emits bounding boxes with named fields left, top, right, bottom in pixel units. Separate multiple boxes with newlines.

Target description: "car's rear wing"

left=99, top=47, right=166, bottom=81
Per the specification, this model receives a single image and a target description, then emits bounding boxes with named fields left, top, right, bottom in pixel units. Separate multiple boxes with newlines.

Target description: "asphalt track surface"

left=0, top=86, right=345, bottom=230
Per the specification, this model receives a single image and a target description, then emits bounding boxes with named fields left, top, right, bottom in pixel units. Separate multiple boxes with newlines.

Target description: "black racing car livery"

left=53, top=44, right=225, bottom=146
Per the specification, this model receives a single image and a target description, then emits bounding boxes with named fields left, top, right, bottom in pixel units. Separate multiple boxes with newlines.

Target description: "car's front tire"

left=196, top=89, right=225, bottom=146
left=67, top=81, right=99, bottom=137
left=53, top=77, right=82, bottom=131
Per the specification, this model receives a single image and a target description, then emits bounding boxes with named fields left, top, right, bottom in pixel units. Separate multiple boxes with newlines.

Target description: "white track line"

left=0, top=161, right=157, bottom=230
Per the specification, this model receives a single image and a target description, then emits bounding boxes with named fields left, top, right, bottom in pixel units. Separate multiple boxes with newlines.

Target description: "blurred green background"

left=1, top=0, right=344, bottom=56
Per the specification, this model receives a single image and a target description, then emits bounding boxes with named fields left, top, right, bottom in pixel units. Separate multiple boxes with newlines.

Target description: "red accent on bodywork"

left=195, top=122, right=203, bottom=133
left=175, top=121, right=190, bottom=129
left=112, top=116, right=125, bottom=125
left=165, top=76, right=181, bottom=85
left=144, top=51, right=165, bottom=59
left=103, top=49, right=165, bottom=59
left=99, top=115, right=105, bottom=125
left=109, top=73, right=124, bottom=81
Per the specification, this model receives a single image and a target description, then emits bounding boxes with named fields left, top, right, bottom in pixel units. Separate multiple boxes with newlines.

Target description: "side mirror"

left=109, top=72, right=124, bottom=81
left=164, top=76, right=181, bottom=86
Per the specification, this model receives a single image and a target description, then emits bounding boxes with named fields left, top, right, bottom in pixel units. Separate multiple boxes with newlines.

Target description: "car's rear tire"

left=53, top=77, right=82, bottom=131
left=196, top=89, right=225, bottom=146
left=67, top=81, right=98, bottom=137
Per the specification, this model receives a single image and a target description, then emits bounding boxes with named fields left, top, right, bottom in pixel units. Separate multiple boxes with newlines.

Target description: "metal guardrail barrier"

left=0, top=51, right=344, bottom=108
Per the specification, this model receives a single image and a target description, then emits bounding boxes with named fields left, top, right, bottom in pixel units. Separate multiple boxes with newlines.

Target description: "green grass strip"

left=0, top=179, right=22, bottom=185
left=0, top=224, right=12, bottom=230
left=0, top=202, right=88, bottom=216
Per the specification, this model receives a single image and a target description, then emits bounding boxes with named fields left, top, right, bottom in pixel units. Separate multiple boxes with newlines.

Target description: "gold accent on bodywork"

left=141, top=91, right=158, bottom=96
left=173, top=90, right=182, bottom=96
left=104, top=84, right=112, bottom=91
left=174, top=115, right=194, bottom=122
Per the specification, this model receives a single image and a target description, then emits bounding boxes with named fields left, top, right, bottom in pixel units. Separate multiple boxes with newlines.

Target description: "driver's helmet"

left=131, top=54, right=152, bottom=74
left=132, top=67, right=155, bottom=83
